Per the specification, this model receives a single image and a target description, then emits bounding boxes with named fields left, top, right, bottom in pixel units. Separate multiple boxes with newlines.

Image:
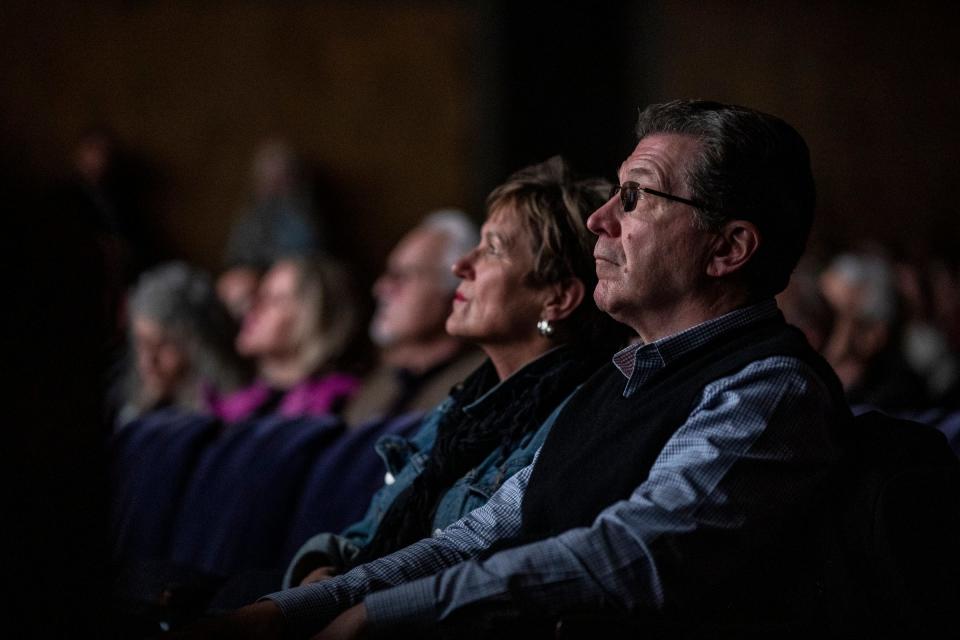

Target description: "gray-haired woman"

left=116, top=262, right=254, bottom=427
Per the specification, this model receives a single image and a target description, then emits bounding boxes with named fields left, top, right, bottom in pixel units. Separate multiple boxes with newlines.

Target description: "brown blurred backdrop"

left=2, top=0, right=959, bottom=277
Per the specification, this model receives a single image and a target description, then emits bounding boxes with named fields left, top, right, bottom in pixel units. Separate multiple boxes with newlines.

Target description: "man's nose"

left=586, top=197, right=620, bottom=236
left=372, top=274, right=390, bottom=298
left=139, top=349, right=158, bottom=371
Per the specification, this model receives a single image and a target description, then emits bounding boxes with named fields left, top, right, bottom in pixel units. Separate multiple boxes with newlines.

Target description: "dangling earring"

left=537, top=318, right=554, bottom=338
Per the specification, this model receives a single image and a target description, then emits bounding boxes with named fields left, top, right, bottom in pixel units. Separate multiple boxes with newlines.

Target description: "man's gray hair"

left=419, top=209, right=479, bottom=291
left=283, top=253, right=362, bottom=377
left=634, top=100, right=816, bottom=298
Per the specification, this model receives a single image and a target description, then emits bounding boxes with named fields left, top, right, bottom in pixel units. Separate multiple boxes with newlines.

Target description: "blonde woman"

left=210, top=254, right=365, bottom=424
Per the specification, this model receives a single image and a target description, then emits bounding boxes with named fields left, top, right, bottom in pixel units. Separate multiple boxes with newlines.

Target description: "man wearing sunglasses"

left=175, top=100, right=852, bottom=638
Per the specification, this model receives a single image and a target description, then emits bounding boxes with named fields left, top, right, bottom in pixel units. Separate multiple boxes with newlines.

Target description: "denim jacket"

left=283, top=349, right=583, bottom=588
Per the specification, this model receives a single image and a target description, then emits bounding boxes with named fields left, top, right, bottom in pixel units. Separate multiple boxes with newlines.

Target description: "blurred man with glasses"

left=342, top=210, right=484, bottom=427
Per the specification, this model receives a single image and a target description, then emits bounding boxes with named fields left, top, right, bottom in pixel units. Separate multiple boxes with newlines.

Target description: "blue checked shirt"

left=264, top=299, right=844, bottom=637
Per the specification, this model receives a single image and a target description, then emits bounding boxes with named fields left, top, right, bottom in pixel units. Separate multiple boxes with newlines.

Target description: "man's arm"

left=358, top=357, right=844, bottom=633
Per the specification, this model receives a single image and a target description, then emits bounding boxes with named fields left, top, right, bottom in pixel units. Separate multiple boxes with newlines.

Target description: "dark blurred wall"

left=1, top=1, right=482, bottom=284
left=5, top=1, right=955, bottom=276
left=488, top=3, right=641, bottom=181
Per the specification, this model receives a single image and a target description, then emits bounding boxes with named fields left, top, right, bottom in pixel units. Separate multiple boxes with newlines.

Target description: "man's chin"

left=593, top=283, right=615, bottom=312
left=369, top=324, right=396, bottom=348
left=593, top=285, right=631, bottom=322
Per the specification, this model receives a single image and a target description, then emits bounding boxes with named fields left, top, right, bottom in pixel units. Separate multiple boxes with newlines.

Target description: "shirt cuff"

left=365, top=576, right=438, bottom=632
left=259, top=585, right=336, bottom=639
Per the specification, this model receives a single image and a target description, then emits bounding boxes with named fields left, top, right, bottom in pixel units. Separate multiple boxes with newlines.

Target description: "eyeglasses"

left=609, top=181, right=711, bottom=213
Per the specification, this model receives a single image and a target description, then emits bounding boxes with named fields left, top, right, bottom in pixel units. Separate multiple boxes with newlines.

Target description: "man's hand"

left=300, top=565, right=339, bottom=585
left=163, top=600, right=285, bottom=639
left=311, top=602, right=368, bottom=640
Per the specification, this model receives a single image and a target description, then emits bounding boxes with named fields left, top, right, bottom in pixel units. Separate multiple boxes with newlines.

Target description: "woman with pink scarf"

left=210, top=254, right=364, bottom=424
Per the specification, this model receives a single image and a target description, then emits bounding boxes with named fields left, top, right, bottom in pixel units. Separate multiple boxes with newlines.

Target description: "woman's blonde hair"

left=283, top=253, right=363, bottom=378
left=485, top=156, right=626, bottom=345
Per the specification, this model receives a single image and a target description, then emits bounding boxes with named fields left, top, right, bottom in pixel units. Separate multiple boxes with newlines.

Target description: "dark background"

left=3, top=1, right=958, bottom=634
left=5, top=1, right=957, bottom=280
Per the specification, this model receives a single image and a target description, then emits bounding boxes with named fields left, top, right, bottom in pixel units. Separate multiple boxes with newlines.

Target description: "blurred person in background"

left=115, top=262, right=254, bottom=428
left=64, top=127, right=156, bottom=269
left=776, top=257, right=834, bottom=352
left=53, top=126, right=158, bottom=345
left=216, top=263, right=263, bottom=322
left=72, top=128, right=123, bottom=237
left=212, top=255, right=365, bottom=424
left=342, top=210, right=485, bottom=427
left=892, top=248, right=960, bottom=409
left=224, top=138, right=322, bottom=268
left=930, top=256, right=960, bottom=353
left=819, top=250, right=929, bottom=412
left=285, top=157, right=632, bottom=587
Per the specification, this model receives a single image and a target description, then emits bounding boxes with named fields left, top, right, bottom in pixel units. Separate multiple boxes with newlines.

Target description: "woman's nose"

left=451, top=249, right=475, bottom=280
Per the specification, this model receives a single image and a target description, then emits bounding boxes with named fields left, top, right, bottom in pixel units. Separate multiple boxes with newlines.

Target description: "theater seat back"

left=167, top=413, right=344, bottom=578
left=282, top=410, right=426, bottom=563
left=110, top=409, right=219, bottom=562
left=834, top=411, right=960, bottom=634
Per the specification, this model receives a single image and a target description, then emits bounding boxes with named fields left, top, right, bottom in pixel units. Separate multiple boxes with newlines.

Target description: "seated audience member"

left=53, top=127, right=160, bottom=350
left=224, top=138, right=322, bottom=268
left=342, top=211, right=486, bottom=426
left=776, top=257, right=833, bottom=352
left=173, top=100, right=860, bottom=638
left=55, top=127, right=156, bottom=287
left=929, top=254, right=960, bottom=351
left=820, top=250, right=930, bottom=412
left=285, top=158, right=631, bottom=587
left=210, top=255, right=364, bottom=423
left=892, top=251, right=960, bottom=408
left=115, top=262, right=253, bottom=428
left=216, top=263, right=262, bottom=321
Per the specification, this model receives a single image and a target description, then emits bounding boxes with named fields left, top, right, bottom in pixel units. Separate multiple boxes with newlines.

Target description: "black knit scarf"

left=350, top=344, right=606, bottom=566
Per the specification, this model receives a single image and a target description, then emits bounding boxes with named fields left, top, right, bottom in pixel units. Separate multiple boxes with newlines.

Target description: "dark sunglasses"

left=609, top=181, right=711, bottom=213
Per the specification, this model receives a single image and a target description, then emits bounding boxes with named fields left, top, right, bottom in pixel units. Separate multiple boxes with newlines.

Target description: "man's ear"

left=706, top=219, right=760, bottom=278
left=540, top=278, right=585, bottom=322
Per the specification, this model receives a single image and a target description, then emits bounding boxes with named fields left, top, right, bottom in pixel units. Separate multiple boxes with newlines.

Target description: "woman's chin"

left=446, top=320, right=482, bottom=344
left=445, top=323, right=467, bottom=340
left=445, top=312, right=466, bottom=337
